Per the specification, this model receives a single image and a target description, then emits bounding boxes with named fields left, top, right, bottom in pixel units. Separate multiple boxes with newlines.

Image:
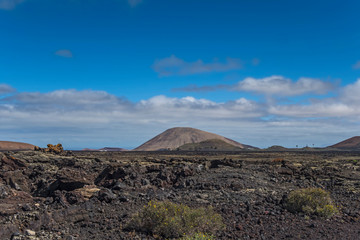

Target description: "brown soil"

left=0, top=141, right=34, bottom=151
left=0, top=150, right=359, bottom=239
left=330, top=136, right=360, bottom=149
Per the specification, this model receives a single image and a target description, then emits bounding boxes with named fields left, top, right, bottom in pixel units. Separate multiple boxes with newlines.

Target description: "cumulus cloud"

left=175, top=75, right=334, bottom=97
left=2, top=79, right=360, bottom=149
left=233, top=76, right=333, bottom=96
left=0, top=88, right=263, bottom=136
left=0, top=0, right=24, bottom=10
left=152, top=55, right=242, bottom=76
left=136, top=95, right=263, bottom=120
left=0, top=84, right=16, bottom=95
left=55, top=49, right=73, bottom=58
left=269, top=102, right=358, bottom=118
left=127, top=0, right=142, bottom=7
left=268, top=78, right=360, bottom=118
left=342, top=78, right=360, bottom=102
left=7, top=89, right=123, bottom=106
left=0, top=87, right=265, bottom=148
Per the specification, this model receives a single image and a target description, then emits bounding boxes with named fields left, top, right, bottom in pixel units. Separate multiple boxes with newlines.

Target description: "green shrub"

left=286, top=188, right=338, bottom=218
left=127, top=200, right=224, bottom=239
left=180, top=233, right=215, bottom=240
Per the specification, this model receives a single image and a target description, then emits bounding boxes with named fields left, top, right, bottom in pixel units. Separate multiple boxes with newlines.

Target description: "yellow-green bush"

left=286, top=188, right=338, bottom=218
left=180, top=233, right=214, bottom=240
left=127, top=201, right=224, bottom=239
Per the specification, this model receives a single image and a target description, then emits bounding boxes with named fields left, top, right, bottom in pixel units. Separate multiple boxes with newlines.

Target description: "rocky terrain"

left=0, top=150, right=359, bottom=239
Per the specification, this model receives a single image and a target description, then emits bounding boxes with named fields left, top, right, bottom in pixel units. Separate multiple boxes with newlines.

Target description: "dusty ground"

left=0, top=150, right=359, bottom=239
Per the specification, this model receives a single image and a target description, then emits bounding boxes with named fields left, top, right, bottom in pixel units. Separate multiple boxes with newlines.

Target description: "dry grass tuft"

left=286, top=188, right=338, bottom=218
left=127, top=200, right=224, bottom=238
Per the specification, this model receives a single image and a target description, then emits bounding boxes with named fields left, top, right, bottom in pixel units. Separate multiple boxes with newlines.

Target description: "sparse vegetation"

left=286, top=188, right=338, bottom=218
left=178, top=139, right=242, bottom=151
left=127, top=200, right=224, bottom=239
left=180, top=233, right=215, bottom=240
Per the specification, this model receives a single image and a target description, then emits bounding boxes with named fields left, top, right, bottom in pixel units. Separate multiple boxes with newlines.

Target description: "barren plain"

left=0, top=150, right=359, bottom=239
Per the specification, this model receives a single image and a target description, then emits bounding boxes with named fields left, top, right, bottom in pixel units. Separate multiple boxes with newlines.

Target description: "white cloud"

left=0, top=84, right=16, bottom=95
left=152, top=55, right=243, bottom=76
left=136, top=95, right=263, bottom=121
left=0, top=88, right=264, bottom=148
left=341, top=78, right=360, bottom=103
left=268, top=78, right=360, bottom=118
left=127, top=0, right=142, bottom=7
left=138, top=95, right=217, bottom=108
left=6, top=89, right=126, bottom=108
left=269, top=102, right=358, bottom=118
left=233, top=76, right=333, bottom=96
left=2, top=79, right=360, bottom=149
left=55, top=49, right=73, bottom=58
left=0, top=0, right=24, bottom=10
left=175, top=75, right=334, bottom=97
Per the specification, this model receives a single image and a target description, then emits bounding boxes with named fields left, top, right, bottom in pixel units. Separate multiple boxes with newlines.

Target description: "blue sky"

left=1, top=0, right=360, bottom=149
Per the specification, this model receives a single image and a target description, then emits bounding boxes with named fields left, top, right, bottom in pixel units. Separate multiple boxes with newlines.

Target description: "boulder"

left=49, top=168, right=92, bottom=193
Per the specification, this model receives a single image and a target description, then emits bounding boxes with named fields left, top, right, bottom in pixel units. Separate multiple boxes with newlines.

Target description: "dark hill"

left=266, top=145, right=288, bottom=151
left=177, top=139, right=244, bottom=151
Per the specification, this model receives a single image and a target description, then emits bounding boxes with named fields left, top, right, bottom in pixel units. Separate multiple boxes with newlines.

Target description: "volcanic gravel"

left=0, top=150, right=359, bottom=239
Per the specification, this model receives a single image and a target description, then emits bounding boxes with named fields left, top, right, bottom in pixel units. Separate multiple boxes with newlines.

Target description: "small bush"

left=127, top=201, right=224, bottom=239
left=286, top=188, right=338, bottom=218
left=180, top=233, right=215, bottom=240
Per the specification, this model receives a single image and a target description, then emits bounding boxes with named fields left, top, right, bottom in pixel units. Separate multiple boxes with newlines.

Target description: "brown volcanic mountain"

left=134, top=127, right=255, bottom=151
left=329, top=136, right=360, bottom=149
left=0, top=141, right=35, bottom=151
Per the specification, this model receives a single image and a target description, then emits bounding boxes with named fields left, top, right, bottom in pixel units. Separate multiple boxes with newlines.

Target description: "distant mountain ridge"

left=134, top=127, right=256, bottom=151
left=82, top=147, right=128, bottom=152
left=98, top=147, right=128, bottom=152
left=0, top=141, right=35, bottom=151
left=329, top=136, right=360, bottom=149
